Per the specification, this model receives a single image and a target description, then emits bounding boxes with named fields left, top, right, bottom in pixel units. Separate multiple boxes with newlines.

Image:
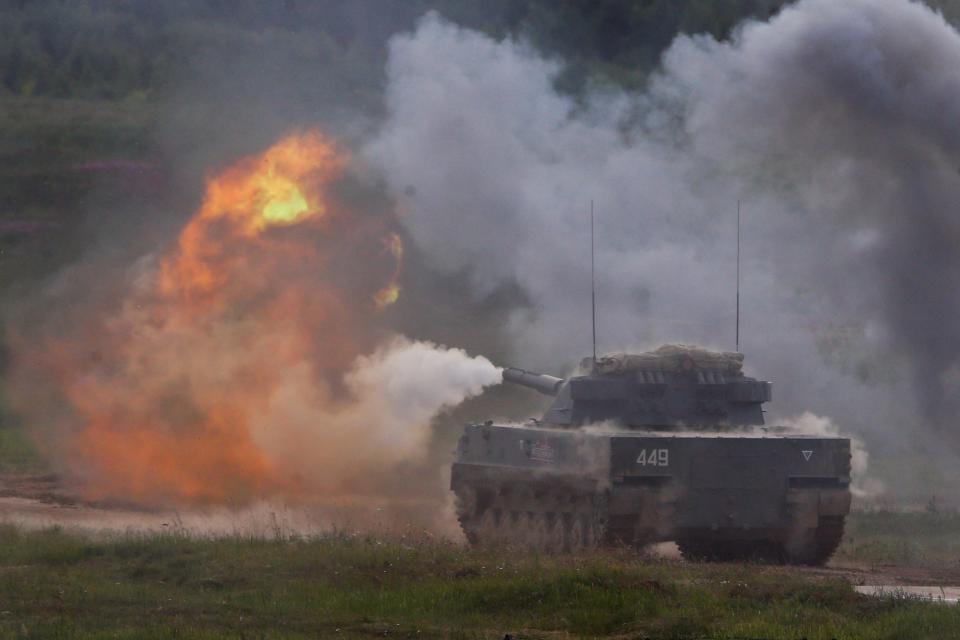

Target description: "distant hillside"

left=0, top=0, right=788, bottom=101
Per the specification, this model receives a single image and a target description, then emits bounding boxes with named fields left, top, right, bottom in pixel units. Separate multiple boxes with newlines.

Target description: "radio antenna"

left=736, top=199, right=741, bottom=353
left=591, top=200, right=597, bottom=368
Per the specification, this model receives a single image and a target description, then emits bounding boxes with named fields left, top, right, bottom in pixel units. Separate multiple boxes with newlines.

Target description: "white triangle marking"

left=801, top=450, right=813, bottom=461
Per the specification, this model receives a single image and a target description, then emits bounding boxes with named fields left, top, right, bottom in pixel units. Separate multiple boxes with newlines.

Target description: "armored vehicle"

left=451, top=345, right=851, bottom=564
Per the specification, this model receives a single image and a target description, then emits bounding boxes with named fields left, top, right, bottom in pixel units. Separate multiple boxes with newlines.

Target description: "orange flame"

left=37, top=130, right=404, bottom=504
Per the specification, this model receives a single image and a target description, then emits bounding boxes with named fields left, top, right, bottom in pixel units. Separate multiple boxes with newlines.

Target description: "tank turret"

left=504, top=344, right=771, bottom=429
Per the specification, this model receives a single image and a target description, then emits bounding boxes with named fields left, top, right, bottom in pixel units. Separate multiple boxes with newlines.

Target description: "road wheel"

left=568, top=515, right=587, bottom=551
left=588, top=518, right=606, bottom=549
left=477, top=508, right=500, bottom=546
left=517, top=512, right=539, bottom=550
left=545, top=513, right=565, bottom=552
left=509, top=511, right=531, bottom=549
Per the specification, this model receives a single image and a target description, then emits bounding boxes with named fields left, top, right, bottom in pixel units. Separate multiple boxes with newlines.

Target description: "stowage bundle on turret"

left=587, top=344, right=744, bottom=376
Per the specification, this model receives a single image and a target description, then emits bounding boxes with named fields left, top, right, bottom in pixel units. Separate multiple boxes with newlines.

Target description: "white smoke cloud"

left=257, top=337, right=501, bottom=496
left=368, top=14, right=724, bottom=363
left=343, top=337, right=503, bottom=453
left=780, top=411, right=883, bottom=498
left=368, top=0, right=960, bottom=501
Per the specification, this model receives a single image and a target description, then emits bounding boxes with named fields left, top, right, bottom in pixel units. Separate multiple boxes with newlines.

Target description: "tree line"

left=0, top=0, right=790, bottom=100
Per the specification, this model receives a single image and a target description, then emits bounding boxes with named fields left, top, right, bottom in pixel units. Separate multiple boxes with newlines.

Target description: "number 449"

left=636, top=448, right=669, bottom=466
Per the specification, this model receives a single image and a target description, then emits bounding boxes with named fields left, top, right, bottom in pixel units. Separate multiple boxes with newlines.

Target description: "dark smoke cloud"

left=657, top=0, right=960, bottom=434
left=367, top=0, right=960, bottom=496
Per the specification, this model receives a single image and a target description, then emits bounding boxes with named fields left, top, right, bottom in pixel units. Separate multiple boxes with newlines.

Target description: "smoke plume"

left=9, top=131, right=500, bottom=508
left=368, top=1, right=960, bottom=497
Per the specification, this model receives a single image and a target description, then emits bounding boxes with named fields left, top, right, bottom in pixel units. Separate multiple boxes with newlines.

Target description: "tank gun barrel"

left=502, top=367, right=564, bottom=396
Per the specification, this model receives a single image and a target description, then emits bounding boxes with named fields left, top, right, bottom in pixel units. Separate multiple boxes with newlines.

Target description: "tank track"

left=790, top=515, right=846, bottom=565
left=456, top=485, right=607, bottom=552
left=675, top=537, right=783, bottom=563
left=455, top=480, right=846, bottom=564
left=676, top=515, right=846, bottom=566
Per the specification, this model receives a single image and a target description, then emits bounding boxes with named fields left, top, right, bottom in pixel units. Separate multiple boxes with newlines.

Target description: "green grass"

left=0, top=427, right=45, bottom=472
left=0, top=385, right=47, bottom=473
left=836, top=509, right=960, bottom=567
left=0, top=525, right=953, bottom=639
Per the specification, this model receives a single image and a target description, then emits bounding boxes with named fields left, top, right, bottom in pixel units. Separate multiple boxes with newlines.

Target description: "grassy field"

left=837, top=509, right=960, bottom=568
left=0, top=430, right=956, bottom=638
left=0, top=522, right=952, bottom=640
left=0, top=427, right=44, bottom=473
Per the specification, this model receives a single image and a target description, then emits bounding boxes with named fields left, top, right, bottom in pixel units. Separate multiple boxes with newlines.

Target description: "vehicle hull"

left=451, top=423, right=851, bottom=564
